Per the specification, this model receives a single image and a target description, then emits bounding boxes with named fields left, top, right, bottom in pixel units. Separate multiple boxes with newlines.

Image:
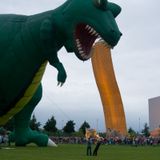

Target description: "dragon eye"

left=93, top=0, right=108, bottom=10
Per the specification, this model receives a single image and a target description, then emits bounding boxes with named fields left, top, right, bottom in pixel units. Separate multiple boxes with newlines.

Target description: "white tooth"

left=99, top=38, right=104, bottom=42
left=88, top=26, right=92, bottom=30
left=86, top=26, right=91, bottom=31
left=92, top=30, right=96, bottom=33
left=89, top=28, right=94, bottom=33
left=78, top=46, right=82, bottom=49
left=77, top=43, right=81, bottom=46
left=77, top=43, right=81, bottom=47
left=85, top=25, right=90, bottom=30
left=90, top=30, right=94, bottom=35
left=81, top=54, right=86, bottom=58
left=91, top=30, right=97, bottom=35
left=76, top=41, right=80, bottom=45
left=84, top=55, right=89, bottom=59
left=76, top=39, right=80, bottom=44
left=78, top=46, right=82, bottom=51
left=79, top=50, right=83, bottom=54
left=95, top=32, right=99, bottom=36
left=76, top=38, right=79, bottom=42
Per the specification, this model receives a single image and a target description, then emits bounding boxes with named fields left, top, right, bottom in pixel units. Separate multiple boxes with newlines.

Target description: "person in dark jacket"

left=86, top=137, right=92, bottom=156
left=93, top=136, right=103, bottom=156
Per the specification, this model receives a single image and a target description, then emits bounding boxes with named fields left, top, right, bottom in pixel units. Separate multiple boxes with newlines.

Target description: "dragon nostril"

left=111, top=29, right=122, bottom=37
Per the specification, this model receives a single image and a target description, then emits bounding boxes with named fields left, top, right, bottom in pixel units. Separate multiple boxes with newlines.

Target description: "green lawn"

left=0, top=144, right=159, bottom=160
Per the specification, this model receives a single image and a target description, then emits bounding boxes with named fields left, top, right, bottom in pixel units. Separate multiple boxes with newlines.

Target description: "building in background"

left=149, top=96, right=160, bottom=131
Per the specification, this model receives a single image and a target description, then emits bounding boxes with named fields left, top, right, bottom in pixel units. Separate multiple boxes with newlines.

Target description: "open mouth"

left=75, top=23, right=111, bottom=60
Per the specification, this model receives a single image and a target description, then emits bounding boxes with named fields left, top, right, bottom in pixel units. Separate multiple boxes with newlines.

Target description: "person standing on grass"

left=86, top=137, right=92, bottom=156
left=93, top=136, right=103, bottom=156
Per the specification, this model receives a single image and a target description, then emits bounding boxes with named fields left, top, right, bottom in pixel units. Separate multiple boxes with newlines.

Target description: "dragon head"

left=58, top=0, right=122, bottom=61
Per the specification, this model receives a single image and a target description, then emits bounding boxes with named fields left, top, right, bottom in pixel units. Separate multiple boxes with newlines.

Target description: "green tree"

left=30, top=114, right=41, bottom=131
left=63, top=120, right=75, bottom=134
left=43, top=115, right=57, bottom=133
left=79, top=121, right=90, bottom=135
left=142, top=123, right=150, bottom=137
left=128, top=127, right=137, bottom=137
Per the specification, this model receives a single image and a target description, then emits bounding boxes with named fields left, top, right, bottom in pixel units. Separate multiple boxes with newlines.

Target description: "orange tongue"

left=91, top=42, right=127, bottom=135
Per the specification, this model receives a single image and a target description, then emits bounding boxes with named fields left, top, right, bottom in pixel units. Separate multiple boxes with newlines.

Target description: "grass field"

left=0, top=144, right=160, bottom=160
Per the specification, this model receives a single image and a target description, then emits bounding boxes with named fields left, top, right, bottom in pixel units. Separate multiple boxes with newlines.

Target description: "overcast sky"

left=1, top=0, right=160, bottom=132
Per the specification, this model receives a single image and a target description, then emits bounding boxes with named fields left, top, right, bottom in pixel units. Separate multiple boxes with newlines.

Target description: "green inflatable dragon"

left=0, top=0, right=122, bottom=146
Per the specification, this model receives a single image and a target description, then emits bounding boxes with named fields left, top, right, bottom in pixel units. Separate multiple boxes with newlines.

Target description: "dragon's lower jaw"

left=75, top=23, right=112, bottom=61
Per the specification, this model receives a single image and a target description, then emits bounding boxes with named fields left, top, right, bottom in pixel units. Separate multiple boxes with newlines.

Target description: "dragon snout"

left=110, top=29, right=122, bottom=37
left=107, top=29, right=122, bottom=46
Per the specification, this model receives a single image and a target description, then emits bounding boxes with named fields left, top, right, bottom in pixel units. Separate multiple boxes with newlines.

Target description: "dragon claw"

left=57, top=81, right=64, bottom=87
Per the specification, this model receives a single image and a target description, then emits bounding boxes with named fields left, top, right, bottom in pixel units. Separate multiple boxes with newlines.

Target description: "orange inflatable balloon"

left=91, top=42, right=127, bottom=135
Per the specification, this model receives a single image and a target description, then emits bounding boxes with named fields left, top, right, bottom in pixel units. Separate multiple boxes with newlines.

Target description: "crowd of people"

left=1, top=134, right=160, bottom=147
left=49, top=135, right=160, bottom=146
left=106, top=135, right=160, bottom=146
left=1, top=129, right=160, bottom=147
left=0, top=132, right=9, bottom=146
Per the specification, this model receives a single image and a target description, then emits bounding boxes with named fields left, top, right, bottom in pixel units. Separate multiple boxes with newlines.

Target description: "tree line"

left=2, top=114, right=151, bottom=137
left=3, top=114, right=90, bottom=136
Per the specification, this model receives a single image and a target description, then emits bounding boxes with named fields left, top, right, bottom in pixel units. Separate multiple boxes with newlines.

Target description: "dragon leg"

left=13, top=84, right=48, bottom=146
